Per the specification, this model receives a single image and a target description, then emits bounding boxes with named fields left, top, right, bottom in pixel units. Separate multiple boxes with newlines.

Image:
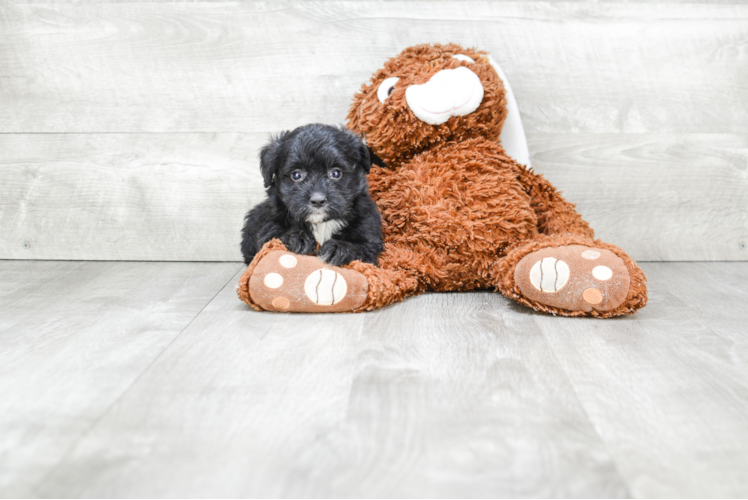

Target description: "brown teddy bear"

left=238, top=43, right=647, bottom=318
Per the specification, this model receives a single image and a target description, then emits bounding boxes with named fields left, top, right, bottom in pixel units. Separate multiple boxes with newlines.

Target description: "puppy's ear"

left=354, top=130, right=386, bottom=171
left=259, top=131, right=288, bottom=188
left=367, top=145, right=387, bottom=169
left=357, top=137, right=373, bottom=174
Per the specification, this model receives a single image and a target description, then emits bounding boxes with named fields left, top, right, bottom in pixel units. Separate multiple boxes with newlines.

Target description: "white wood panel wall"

left=1, top=1, right=746, bottom=261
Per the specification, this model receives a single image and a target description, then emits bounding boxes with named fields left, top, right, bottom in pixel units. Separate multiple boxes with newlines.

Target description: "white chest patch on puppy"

left=309, top=218, right=347, bottom=245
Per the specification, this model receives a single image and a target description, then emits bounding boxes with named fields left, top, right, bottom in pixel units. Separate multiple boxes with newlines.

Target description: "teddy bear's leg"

left=489, top=161, right=647, bottom=317
left=237, top=239, right=422, bottom=313
left=515, top=164, right=597, bottom=240
left=492, top=235, right=648, bottom=318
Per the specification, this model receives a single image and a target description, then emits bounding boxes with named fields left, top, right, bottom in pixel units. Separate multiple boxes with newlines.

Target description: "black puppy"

left=241, top=123, right=383, bottom=267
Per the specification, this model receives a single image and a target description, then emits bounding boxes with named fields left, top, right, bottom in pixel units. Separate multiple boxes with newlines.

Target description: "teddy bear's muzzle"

left=405, top=66, right=484, bottom=125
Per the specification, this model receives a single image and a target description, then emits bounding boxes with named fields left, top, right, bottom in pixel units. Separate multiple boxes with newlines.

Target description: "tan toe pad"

left=249, top=251, right=368, bottom=312
left=514, top=245, right=630, bottom=313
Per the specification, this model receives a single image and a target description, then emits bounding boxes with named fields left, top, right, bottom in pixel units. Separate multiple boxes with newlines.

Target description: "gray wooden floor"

left=1, top=261, right=747, bottom=498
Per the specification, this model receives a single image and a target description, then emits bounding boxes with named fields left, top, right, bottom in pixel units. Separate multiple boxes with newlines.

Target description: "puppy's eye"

left=329, top=168, right=342, bottom=180
left=290, top=170, right=305, bottom=182
left=377, top=77, right=400, bottom=104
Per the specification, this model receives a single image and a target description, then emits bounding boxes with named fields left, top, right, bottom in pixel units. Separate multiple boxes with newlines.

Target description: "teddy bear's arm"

left=516, top=165, right=595, bottom=240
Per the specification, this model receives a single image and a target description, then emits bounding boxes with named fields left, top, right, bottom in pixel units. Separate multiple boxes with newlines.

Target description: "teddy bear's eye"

left=377, top=77, right=400, bottom=103
left=452, top=54, right=475, bottom=63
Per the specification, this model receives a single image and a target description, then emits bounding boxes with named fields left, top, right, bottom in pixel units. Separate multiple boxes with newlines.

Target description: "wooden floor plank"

left=535, top=262, right=748, bottom=498
left=0, top=261, right=241, bottom=497
left=1, top=2, right=746, bottom=134
left=283, top=293, right=628, bottom=498
left=4, top=261, right=747, bottom=497
left=527, top=133, right=748, bottom=262
left=32, top=275, right=627, bottom=498
left=2, top=132, right=745, bottom=262
left=3, top=2, right=747, bottom=262
left=0, top=133, right=263, bottom=261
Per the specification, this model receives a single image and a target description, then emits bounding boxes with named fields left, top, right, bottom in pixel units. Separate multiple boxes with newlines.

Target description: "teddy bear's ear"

left=259, top=131, right=288, bottom=188
left=485, top=54, right=531, bottom=168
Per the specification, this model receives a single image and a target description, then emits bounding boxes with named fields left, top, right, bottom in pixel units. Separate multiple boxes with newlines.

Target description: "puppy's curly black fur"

left=241, top=124, right=383, bottom=267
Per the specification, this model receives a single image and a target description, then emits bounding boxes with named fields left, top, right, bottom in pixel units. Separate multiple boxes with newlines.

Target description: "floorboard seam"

left=534, top=317, right=635, bottom=498
left=30, top=263, right=243, bottom=495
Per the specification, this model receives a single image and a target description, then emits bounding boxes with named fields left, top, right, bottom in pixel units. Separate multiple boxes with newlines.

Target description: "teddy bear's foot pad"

left=514, top=245, right=630, bottom=313
left=249, top=250, right=368, bottom=312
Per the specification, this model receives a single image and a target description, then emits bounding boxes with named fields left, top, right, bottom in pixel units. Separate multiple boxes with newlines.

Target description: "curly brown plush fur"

left=349, top=44, right=508, bottom=166
left=239, top=43, right=647, bottom=317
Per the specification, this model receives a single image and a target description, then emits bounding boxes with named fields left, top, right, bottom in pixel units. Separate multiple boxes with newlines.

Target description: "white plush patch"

left=592, top=266, right=613, bottom=281
left=582, top=249, right=601, bottom=260
left=264, top=273, right=284, bottom=289
left=309, top=218, right=346, bottom=245
left=305, top=268, right=347, bottom=305
left=487, top=54, right=531, bottom=167
left=377, top=76, right=400, bottom=103
left=405, top=67, right=484, bottom=125
left=452, top=54, right=475, bottom=63
left=279, top=254, right=297, bottom=268
left=529, top=258, right=570, bottom=293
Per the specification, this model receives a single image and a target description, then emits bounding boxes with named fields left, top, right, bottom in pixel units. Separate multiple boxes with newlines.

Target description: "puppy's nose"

left=310, top=193, right=327, bottom=208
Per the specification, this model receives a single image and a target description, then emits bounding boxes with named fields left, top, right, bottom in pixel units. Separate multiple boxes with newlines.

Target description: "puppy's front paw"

left=319, top=240, right=359, bottom=266
left=280, top=230, right=316, bottom=255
